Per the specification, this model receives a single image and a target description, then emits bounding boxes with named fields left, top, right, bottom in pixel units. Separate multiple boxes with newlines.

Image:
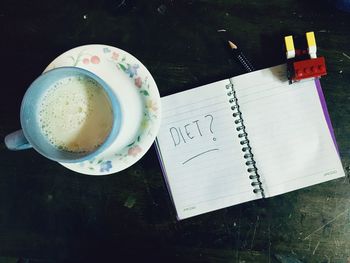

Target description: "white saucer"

left=44, top=44, right=161, bottom=175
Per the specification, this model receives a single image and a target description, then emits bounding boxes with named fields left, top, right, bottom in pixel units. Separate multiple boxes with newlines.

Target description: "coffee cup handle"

left=4, top=130, right=32, bottom=150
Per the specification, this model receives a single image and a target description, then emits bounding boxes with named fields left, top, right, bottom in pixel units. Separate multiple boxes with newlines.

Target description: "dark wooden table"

left=1, top=1, right=350, bottom=262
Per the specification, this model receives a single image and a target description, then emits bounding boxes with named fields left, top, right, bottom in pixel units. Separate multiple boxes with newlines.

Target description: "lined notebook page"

left=232, top=64, right=345, bottom=197
left=156, top=80, right=259, bottom=220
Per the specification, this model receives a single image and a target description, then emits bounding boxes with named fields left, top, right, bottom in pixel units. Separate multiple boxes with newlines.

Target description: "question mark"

left=204, top=114, right=216, bottom=141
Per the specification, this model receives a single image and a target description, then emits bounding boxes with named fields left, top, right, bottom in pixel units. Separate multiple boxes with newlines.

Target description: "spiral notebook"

left=155, top=64, right=345, bottom=220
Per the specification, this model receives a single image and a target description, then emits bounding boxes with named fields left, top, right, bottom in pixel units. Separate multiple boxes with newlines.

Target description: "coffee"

left=39, top=75, right=114, bottom=153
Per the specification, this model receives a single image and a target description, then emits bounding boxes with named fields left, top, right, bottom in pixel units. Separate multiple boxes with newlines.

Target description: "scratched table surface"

left=1, top=0, right=350, bottom=262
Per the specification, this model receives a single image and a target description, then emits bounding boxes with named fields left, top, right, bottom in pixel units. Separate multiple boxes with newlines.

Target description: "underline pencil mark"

left=182, top=148, right=219, bottom=165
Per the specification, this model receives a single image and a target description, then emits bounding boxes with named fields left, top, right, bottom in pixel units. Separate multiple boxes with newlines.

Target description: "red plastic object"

left=292, top=57, right=327, bottom=81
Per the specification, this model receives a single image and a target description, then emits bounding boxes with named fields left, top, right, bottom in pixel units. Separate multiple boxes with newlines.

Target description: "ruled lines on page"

left=231, top=65, right=344, bottom=197
left=156, top=79, right=259, bottom=219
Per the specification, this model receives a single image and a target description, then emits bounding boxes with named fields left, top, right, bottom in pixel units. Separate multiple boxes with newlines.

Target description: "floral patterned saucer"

left=44, top=45, right=161, bottom=175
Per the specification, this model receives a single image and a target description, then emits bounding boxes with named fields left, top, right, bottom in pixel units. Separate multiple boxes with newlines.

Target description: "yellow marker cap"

left=284, top=36, right=295, bottom=51
left=306, top=31, right=316, bottom=47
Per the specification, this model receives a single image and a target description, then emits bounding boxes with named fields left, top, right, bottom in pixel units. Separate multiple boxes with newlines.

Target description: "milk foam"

left=39, top=75, right=114, bottom=153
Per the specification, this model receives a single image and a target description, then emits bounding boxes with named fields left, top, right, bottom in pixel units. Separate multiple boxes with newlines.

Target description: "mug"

left=4, top=67, right=122, bottom=163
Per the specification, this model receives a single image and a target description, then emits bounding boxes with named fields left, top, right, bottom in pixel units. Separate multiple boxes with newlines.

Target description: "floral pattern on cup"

left=112, top=52, right=119, bottom=60
left=128, top=145, right=142, bottom=157
left=100, top=160, right=112, bottom=172
left=135, top=77, right=142, bottom=88
left=81, top=55, right=100, bottom=65
left=53, top=45, right=160, bottom=175
left=66, top=49, right=102, bottom=66
left=105, top=49, right=158, bottom=157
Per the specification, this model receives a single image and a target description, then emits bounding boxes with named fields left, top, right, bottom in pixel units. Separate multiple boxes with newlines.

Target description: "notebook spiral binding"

left=226, top=81, right=265, bottom=198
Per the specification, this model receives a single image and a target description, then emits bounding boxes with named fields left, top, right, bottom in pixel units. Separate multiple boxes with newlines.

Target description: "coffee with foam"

left=39, top=75, right=114, bottom=153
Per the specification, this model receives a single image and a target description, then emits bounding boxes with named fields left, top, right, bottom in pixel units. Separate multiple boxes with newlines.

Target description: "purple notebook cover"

left=314, top=78, right=339, bottom=154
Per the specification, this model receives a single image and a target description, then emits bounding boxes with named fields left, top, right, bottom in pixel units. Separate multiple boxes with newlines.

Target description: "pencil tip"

left=228, top=41, right=238, bottom=49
